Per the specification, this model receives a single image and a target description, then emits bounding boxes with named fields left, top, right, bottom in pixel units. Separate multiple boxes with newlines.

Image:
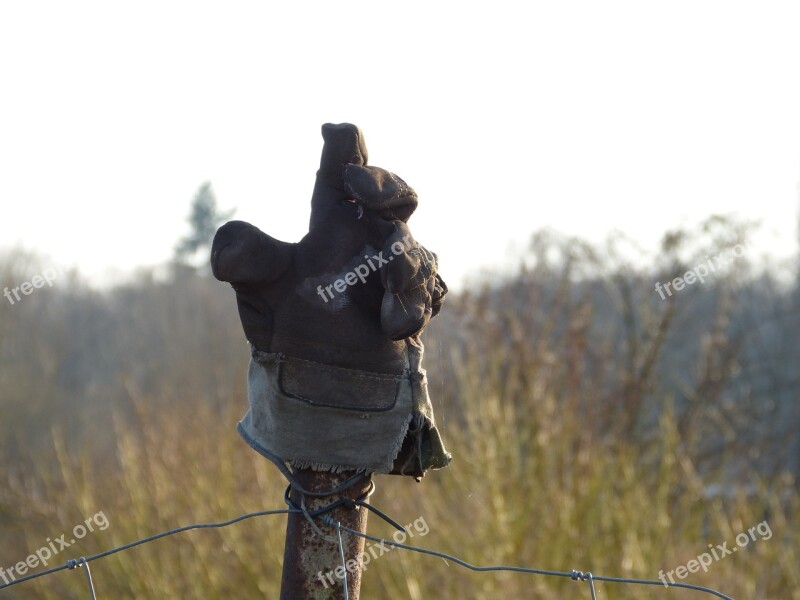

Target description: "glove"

left=211, top=123, right=450, bottom=478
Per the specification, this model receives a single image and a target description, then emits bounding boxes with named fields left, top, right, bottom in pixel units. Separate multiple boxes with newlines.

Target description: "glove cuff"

left=238, top=349, right=451, bottom=478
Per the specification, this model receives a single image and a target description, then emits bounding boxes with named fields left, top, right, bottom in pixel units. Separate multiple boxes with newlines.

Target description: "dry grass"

left=1, top=355, right=797, bottom=599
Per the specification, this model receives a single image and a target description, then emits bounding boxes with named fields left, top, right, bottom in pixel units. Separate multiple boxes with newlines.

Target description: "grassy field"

left=0, top=348, right=797, bottom=599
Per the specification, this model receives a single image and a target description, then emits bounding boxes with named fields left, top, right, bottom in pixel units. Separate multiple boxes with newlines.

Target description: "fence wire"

left=0, top=501, right=737, bottom=600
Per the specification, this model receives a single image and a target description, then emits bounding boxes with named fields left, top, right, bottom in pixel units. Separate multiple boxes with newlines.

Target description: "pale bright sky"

left=1, top=1, right=799, bottom=290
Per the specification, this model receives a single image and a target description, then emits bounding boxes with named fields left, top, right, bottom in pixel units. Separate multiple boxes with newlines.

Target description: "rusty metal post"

left=281, top=469, right=372, bottom=599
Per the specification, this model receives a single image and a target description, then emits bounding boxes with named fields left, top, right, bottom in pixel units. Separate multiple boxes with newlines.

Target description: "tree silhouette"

left=174, top=182, right=234, bottom=265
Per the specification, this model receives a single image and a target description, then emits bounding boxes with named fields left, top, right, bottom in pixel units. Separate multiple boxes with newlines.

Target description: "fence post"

left=281, top=469, right=372, bottom=599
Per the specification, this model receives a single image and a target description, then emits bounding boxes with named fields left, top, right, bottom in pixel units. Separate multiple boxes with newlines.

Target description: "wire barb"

left=571, top=570, right=597, bottom=600
left=67, top=557, right=97, bottom=600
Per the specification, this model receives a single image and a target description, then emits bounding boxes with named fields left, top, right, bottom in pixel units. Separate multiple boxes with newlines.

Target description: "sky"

left=1, top=1, right=799, bottom=290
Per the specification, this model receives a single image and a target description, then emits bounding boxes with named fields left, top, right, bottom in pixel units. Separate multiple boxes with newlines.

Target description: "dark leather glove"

left=211, top=123, right=450, bottom=478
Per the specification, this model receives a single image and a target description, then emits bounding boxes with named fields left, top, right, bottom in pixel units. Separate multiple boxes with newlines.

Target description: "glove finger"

left=309, top=123, right=368, bottom=229
left=430, top=273, right=447, bottom=317
left=382, top=222, right=421, bottom=292
left=317, top=123, right=368, bottom=185
left=381, top=285, right=431, bottom=341
left=384, top=243, right=439, bottom=293
left=344, top=164, right=418, bottom=222
left=417, top=246, right=437, bottom=281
